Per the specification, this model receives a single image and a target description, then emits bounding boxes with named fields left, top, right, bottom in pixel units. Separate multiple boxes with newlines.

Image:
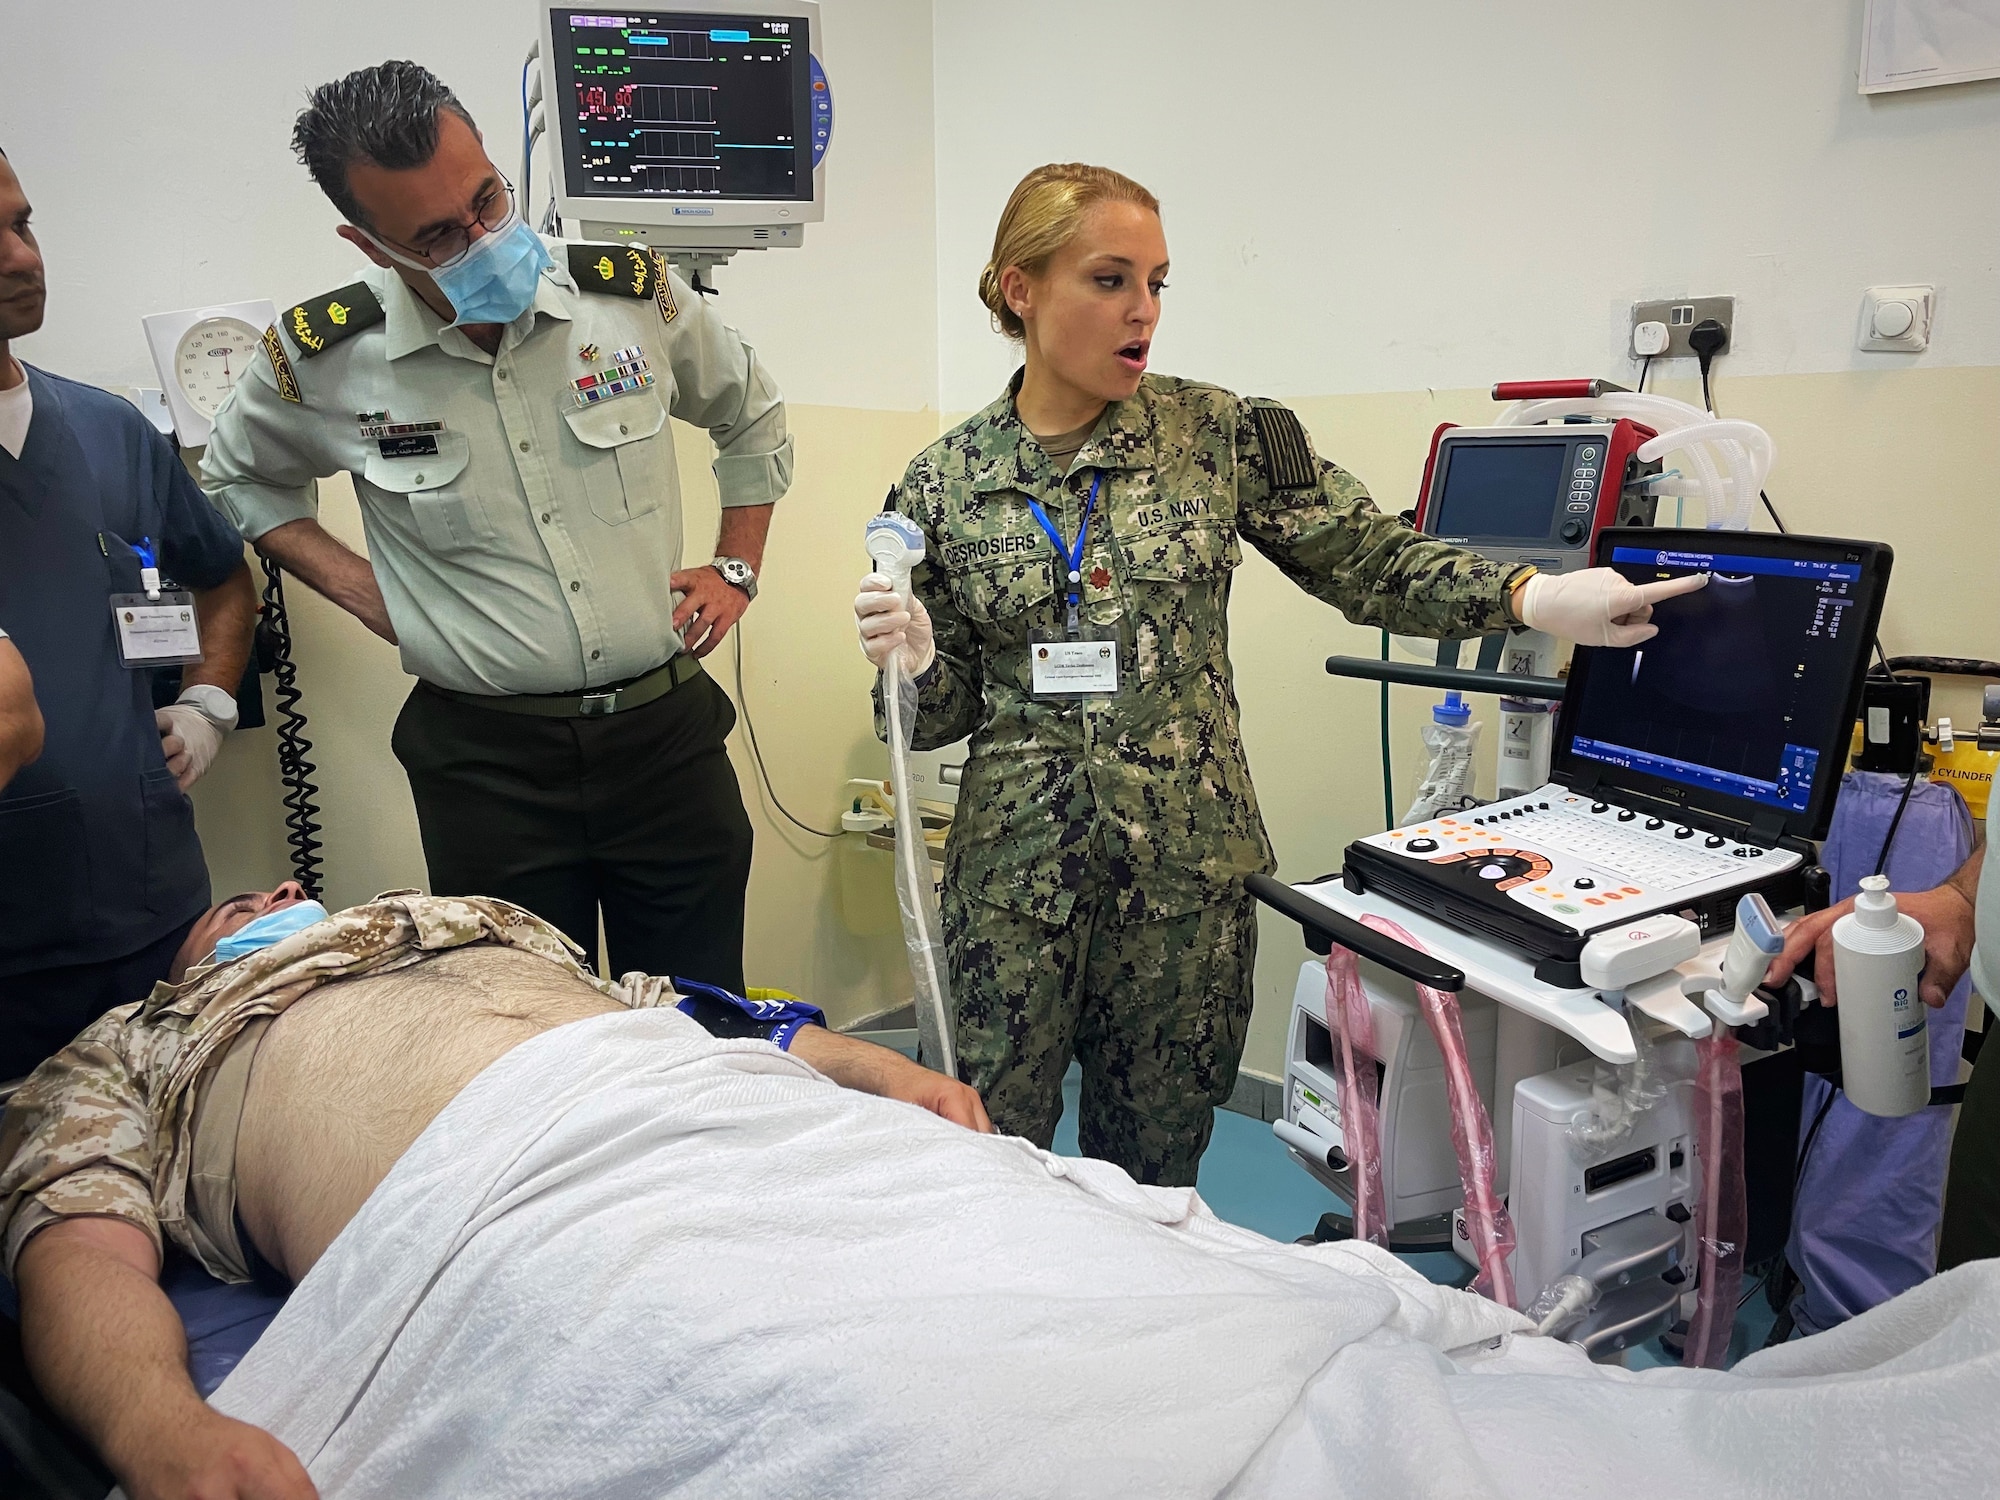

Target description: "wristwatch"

left=177, top=683, right=241, bottom=734
left=712, top=556, right=758, bottom=601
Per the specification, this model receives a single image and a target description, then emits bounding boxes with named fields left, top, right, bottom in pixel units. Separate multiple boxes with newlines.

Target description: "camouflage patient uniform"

left=0, top=892, right=689, bottom=1284
left=882, top=372, right=1529, bottom=1185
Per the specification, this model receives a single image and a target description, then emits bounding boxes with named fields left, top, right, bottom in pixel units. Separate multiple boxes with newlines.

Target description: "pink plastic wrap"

left=1360, top=915, right=1517, bottom=1308
left=1324, top=922, right=1518, bottom=1306
left=1322, top=946, right=1389, bottom=1248
left=1686, top=1029, right=1746, bottom=1368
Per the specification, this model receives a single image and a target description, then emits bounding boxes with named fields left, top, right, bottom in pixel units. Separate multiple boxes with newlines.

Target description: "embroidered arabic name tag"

left=111, top=593, right=202, bottom=667
left=376, top=434, right=440, bottom=459
left=1031, top=638, right=1119, bottom=696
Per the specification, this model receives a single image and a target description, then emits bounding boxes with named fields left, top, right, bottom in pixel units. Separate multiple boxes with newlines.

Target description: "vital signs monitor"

left=539, top=2, right=830, bottom=253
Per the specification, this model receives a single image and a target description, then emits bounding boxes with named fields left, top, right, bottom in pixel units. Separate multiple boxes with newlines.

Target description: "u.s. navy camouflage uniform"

left=883, top=372, right=1528, bottom=1185
left=0, top=893, right=690, bottom=1285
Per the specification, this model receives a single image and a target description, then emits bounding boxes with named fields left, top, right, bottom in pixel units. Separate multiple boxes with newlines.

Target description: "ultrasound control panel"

left=1354, top=787, right=1796, bottom=938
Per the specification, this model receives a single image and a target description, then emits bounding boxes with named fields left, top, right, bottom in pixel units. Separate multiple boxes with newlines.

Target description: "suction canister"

left=1831, top=875, right=1929, bottom=1118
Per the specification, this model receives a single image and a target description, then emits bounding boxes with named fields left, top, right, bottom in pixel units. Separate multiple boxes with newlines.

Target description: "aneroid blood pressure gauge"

left=141, top=299, right=279, bottom=447
left=173, top=317, right=262, bottom=418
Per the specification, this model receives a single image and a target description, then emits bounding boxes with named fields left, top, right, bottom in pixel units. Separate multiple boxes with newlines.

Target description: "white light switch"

left=1859, top=285, right=1933, bottom=352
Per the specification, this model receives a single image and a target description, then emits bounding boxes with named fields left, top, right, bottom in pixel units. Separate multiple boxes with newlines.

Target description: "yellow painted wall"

left=192, top=366, right=1999, bottom=1065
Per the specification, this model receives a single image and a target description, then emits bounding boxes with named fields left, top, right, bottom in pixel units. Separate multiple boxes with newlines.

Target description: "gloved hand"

left=1516, top=568, right=1710, bottom=648
left=854, top=572, right=936, bottom=678
left=156, top=686, right=235, bottom=791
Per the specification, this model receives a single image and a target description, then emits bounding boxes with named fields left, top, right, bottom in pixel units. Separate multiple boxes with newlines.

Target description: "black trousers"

left=391, top=669, right=753, bottom=993
left=0, top=914, right=197, bottom=1082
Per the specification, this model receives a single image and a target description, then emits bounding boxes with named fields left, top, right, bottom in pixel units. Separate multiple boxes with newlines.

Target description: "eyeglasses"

left=378, top=177, right=517, bottom=268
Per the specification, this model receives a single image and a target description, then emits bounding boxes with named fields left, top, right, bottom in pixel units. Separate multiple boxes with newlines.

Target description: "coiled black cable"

left=257, top=559, right=325, bottom=900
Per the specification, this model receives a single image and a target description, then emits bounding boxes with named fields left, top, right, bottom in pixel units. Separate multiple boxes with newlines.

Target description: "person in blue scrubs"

left=0, top=148, right=258, bottom=1081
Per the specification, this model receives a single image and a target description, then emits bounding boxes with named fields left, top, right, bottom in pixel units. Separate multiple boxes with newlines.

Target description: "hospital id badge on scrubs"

left=110, top=591, right=203, bottom=667
left=1032, top=632, right=1120, bottom=696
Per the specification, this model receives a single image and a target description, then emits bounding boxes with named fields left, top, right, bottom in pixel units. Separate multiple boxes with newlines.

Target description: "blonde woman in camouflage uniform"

left=855, top=163, right=1696, bottom=1185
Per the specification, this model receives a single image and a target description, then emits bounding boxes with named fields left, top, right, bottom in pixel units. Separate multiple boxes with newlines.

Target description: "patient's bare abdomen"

left=235, top=945, right=621, bottom=1282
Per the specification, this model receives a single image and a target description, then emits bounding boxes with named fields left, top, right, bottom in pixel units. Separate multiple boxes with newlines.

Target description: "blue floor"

left=1051, top=1063, right=1778, bottom=1367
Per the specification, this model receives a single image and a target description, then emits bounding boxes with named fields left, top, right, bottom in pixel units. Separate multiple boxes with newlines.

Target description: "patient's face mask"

left=212, top=900, right=331, bottom=962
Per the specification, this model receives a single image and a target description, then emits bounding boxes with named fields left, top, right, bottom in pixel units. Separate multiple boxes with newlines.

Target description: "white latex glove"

left=156, top=689, right=233, bottom=791
left=1517, top=568, right=1710, bottom=648
left=854, top=572, right=936, bottom=677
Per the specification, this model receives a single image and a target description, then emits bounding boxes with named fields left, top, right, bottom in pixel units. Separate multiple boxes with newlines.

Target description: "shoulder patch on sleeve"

left=1249, top=400, right=1319, bottom=490
left=261, top=325, right=302, bottom=403
left=648, top=251, right=679, bottom=324
left=568, top=243, right=658, bottom=300
left=283, top=282, right=384, bottom=359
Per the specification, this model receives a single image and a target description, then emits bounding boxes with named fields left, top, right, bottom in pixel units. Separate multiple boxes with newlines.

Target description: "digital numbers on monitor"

left=556, top=11, right=812, bottom=201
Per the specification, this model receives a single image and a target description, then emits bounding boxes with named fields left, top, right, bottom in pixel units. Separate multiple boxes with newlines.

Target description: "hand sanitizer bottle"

left=1831, top=875, right=1929, bottom=1118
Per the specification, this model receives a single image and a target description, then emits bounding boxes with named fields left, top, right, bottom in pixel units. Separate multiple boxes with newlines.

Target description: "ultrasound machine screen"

left=1558, top=536, right=1889, bottom=834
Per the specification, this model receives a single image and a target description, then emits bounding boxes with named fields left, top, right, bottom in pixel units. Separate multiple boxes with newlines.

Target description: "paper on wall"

left=1861, top=0, right=2000, bottom=93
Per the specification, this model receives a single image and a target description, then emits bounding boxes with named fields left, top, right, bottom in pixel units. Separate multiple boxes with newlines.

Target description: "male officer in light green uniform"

left=203, top=62, right=789, bottom=992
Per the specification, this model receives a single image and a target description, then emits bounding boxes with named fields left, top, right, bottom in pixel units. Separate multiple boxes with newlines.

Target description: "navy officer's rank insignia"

left=261, top=325, right=301, bottom=404
left=283, top=282, right=385, bottom=358
left=567, top=243, right=655, bottom=300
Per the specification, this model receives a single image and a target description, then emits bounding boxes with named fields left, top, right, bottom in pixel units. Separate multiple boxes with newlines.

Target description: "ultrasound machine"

left=1250, top=382, right=1892, bottom=1359
left=1345, top=528, right=1888, bottom=988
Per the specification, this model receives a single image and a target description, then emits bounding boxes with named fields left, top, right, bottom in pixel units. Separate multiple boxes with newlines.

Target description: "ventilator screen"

left=1429, top=440, right=1569, bottom=544
left=552, top=10, right=814, bottom=201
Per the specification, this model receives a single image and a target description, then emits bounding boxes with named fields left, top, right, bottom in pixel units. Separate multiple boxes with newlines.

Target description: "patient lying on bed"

left=7, top=892, right=1997, bottom=1500
left=0, top=889, right=987, bottom=1499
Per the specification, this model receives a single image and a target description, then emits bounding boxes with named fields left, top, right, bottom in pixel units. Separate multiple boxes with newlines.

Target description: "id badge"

left=1032, top=634, right=1119, bottom=697
left=110, top=591, right=203, bottom=667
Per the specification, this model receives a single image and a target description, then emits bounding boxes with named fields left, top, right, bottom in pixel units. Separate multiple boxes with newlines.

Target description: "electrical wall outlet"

left=1630, top=296, right=1735, bottom=359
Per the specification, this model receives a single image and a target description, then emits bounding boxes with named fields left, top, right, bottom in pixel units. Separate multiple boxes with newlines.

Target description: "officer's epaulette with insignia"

left=261, top=325, right=302, bottom=404
left=1247, top=398, right=1319, bottom=490
left=282, top=283, right=385, bottom=359
left=568, top=244, right=679, bottom=325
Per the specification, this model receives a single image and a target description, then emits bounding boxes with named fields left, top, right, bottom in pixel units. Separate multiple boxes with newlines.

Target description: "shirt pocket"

left=0, top=789, right=92, bottom=948
left=362, top=431, right=484, bottom=554
left=1120, top=520, right=1242, bottom=682
left=562, top=390, right=670, bottom=526
left=950, top=556, right=1055, bottom=627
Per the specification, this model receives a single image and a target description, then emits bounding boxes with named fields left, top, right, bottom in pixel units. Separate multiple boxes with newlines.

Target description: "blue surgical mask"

left=213, top=900, right=331, bottom=963
left=369, top=211, right=552, bottom=328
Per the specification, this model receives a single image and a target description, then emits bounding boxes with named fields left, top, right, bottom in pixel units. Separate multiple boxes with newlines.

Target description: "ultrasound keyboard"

left=1472, top=797, right=1760, bottom=891
left=1341, top=784, right=1804, bottom=984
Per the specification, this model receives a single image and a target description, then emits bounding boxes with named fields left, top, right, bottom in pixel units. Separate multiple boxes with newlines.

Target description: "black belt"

left=425, top=654, right=703, bottom=718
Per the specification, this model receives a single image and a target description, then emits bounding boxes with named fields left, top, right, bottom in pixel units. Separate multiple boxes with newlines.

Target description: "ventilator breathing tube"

left=864, top=513, right=957, bottom=1078
left=1495, top=392, right=1772, bottom=532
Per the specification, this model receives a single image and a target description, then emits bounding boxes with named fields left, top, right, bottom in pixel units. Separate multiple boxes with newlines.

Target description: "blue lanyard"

left=1027, top=472, right=1101, bottom=634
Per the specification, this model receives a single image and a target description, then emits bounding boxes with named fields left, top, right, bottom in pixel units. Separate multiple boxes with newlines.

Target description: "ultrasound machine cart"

left=1254, top=424, right=1891, bottom=1359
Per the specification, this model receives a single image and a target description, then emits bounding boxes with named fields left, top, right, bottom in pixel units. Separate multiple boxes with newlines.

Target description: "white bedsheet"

left=212, top=1009, right=2000, bottom=1497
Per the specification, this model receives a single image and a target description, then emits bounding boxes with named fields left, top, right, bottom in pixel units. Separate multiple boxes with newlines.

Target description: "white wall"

left=5, top=0, right=936, bottom=411
left=933, top=0, right=2000, bottom=409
